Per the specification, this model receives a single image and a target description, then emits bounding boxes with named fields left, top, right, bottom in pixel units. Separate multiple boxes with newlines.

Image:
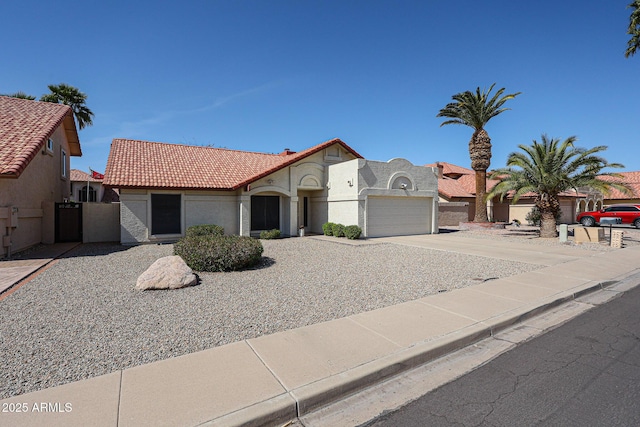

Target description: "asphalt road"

left=362, top=284, right=640, bottom=427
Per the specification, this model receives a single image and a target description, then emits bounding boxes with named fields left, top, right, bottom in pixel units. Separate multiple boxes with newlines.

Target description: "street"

left=362, top=283, right=640, bottom=427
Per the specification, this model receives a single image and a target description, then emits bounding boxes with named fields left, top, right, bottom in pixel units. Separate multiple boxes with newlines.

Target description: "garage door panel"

left=367, top=197, right=431, bottom=237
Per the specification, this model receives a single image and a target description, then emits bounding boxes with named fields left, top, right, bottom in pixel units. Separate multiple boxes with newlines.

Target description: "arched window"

left=79, top=185, right=97, bottom=202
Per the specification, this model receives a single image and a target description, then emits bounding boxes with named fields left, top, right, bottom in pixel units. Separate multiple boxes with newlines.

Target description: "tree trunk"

left=537, top=194, right=560, bottom=238
left=474, top=170, right=489, bottom=222
left=469, top=129, right=492, bottom=223
left=539, top=213, right=558, bottom=238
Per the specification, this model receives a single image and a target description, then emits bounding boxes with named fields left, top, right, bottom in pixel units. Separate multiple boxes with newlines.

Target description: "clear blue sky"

left=2, top=0, right=638, bottom=173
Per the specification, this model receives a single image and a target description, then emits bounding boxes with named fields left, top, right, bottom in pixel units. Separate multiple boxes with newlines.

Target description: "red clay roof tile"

left=0, top=96, right=81, bottom=178
left=103, top=138, right=362, bottom=190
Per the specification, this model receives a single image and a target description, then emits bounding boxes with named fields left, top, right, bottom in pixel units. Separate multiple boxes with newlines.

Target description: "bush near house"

left=344, top=225, right=362, bottom=240
left=322, top=223, right=362, bottom=240
left=525, top=207, right=561, bottom=226
left=322, top=222, right=335, bottom=236
left=259, top=229, right=281, bottom=239
left=331, top=223, right=346, bottom=237
left=185, top=224, right=224, bottom=237
left=174, top=235, right=263, bottom=272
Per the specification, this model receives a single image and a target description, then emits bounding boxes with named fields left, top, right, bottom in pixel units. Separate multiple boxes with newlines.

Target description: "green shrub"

left=322, top=222, right=335, bottom=236
left=174, top=235, right=263, bottom=272
left=344, top=225, right=362, bottom=240
left=259, top=229, right=281, bottom=239
left=185, top=224, right=224, bottom=238
left=525, top=207, right=561, bottom=226
left=331, top=223, right=345, bottom=237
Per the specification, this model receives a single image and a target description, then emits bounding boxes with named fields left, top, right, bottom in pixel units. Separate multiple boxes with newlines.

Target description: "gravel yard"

left=1, top=226, right=638, bottom=399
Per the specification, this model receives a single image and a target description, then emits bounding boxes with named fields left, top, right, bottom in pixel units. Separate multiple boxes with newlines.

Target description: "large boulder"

left=136, top=256, right=198, bottom=290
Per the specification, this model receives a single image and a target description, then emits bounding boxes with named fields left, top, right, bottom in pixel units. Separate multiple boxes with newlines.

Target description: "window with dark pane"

left=151, top=194, right=181, bottom=235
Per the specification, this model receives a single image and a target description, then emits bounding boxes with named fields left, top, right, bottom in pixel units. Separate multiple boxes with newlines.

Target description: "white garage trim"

left=366, top=196, right=432, bottom=237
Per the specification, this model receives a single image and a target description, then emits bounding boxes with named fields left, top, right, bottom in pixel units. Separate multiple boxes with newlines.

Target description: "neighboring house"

left=427, top=162, right=583, bottom=225
left=103, top=138, right=439, bottom=243
left=70, top=169, right=120, bottom=203
left=600, top=172, right=640, bottom=206
left=0, top=96, right=81, bottom=257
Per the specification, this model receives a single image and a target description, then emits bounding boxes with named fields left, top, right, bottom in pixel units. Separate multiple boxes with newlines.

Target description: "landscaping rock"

left=136, top=256, right=197, bottom=290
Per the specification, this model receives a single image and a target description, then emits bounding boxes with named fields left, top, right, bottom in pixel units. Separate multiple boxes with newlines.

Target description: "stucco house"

left=103, top=138, right=439, bottom=243
left=600, top=172, right=640, bottom=206
left=0, top=96, right=81, bottom=257
left=70, top=169, right=120, bottom=203
left=428, top=162, right=584, bottom=225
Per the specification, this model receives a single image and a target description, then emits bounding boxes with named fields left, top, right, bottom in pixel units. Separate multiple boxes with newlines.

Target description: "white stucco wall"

left=326, top=158, right=439, bottom=236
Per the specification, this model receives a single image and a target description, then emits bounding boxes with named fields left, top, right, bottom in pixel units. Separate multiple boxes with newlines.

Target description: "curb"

left=214, top=273, right=639, bottom=427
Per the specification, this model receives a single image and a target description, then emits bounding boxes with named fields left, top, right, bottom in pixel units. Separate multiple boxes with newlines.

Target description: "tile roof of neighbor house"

left=599, top=172, right=640, bottom=200
left=103, top=138, right=363, bottom=190
left=0, top=96, right=81, bottom=178
left=70, top=169, right=102, bottom=183
left=437, top=177, right=475, bottom=199
left=425, top=162, right=475, bottom=177
left=433, top=162, right=584, bottom=200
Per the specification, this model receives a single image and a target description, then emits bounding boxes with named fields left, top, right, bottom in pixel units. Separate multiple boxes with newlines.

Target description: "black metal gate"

left=55, top=202, right=83, bottom=242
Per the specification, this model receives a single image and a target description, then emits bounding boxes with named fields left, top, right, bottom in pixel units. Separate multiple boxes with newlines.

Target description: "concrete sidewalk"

left=0, top=242, right=80, bottom=297
left=1, top=236, right=639, bottom=427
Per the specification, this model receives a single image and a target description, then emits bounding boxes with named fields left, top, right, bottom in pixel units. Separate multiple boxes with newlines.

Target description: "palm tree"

left=2, top=91, right=36, bottom=100
left=437, top=84, right=521, bottom=222
left=626, top=0, right=640, bottom=58
left=487, top=135, right=630, bottom=238
left=40, top=83, right=94, bottom=129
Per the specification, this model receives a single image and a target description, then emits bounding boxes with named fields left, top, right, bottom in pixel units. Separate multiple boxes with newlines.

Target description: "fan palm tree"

left=437, top=84, right=521, bottom=222
left=2, top=91, right=36, bottom=100
left=40, top=83, right=94, bottom=129
left=487, top=135, right=630, bottom=238
left=626, top=0, right=640, bottom=58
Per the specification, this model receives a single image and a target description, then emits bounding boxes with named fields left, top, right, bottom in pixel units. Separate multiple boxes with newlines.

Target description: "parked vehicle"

left=576, top=204, right=640, bottom=228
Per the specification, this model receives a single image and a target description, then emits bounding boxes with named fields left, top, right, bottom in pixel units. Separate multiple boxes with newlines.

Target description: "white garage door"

left=367, top=196, right=432, bottom=237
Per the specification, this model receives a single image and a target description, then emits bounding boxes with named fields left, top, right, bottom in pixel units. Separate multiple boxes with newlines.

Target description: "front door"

left=251, top=196, right=280, bottom=230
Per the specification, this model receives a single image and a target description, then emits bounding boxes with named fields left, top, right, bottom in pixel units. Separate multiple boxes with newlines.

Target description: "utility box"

left=574, top=226, right=604, bottom=243
left=8, top=206, right=18, bottom=227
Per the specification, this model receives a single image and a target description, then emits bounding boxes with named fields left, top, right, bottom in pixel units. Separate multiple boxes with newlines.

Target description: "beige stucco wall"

left=83, top=203, right=120, bottom=243
left=508, top=199, right=577, bottom=225
left=184, top=193, right=239, bottom=234
left=0, top=126, right=72, bottom=256
left=438, top=202, right=469, bottom=227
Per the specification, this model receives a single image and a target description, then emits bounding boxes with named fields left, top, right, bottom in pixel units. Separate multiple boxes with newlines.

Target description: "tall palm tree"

left=487, top=135, right=630, bottom=238
left=40, top=83, right=94, bottom=129
left=437, top=84, right=521, bottom=222
left=626, top=0, right=640, bottom=58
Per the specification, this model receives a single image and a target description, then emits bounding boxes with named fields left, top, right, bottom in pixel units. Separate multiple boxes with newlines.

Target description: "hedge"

left=174, top=235, right=263, bottom=272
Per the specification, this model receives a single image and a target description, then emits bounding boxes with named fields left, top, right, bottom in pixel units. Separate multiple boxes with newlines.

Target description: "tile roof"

left=103, top=138, right=362, bottom=190
left=599, top=172, right=640, bottom=200
left=437, top=177, right=474, bottom=199
left=0, top=96, right=81, bottom=178
left=70, top=169, right=102, bottom=182
left=425, top=162, right=474, bottom=177
left=434, top=162, right=584, bottom=200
